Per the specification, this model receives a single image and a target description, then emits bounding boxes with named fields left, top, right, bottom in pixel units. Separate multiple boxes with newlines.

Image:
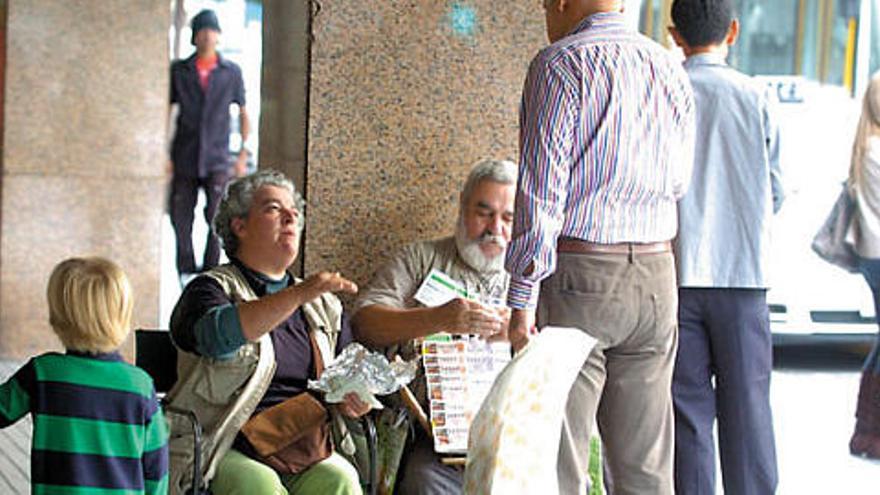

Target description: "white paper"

left=413, top=268, right=470, bottom=307
left=464, top=326, right=597, bottom=495
left=413, top=268, right=512, bottom=453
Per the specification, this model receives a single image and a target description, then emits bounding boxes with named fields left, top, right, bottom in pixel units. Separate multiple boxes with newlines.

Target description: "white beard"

left=454, top=219, right=507, bottom=274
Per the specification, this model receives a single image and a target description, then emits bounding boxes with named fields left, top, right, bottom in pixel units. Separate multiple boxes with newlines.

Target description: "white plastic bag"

left=464, top=327, right=597, bottom=494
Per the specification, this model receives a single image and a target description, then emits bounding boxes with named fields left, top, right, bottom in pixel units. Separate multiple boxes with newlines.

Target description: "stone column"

left=260, top=0, right=311, bottom=276
left=0, top=0, right=168, bottom=358
left=305, top=1, right=545, bottom=289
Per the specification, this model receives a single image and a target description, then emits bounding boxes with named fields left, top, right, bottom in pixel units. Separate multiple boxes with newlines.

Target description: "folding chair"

left=136, top=329, right=380, bottom=495
left=361, top=414, right=378, bottom=495
left=135, top=329, right=208, bottom=495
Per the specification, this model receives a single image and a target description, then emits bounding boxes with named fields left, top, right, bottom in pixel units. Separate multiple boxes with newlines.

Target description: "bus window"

left=655, top=0, right=861, bottom=90
left=869, top=0, right=880, bottom=77
left=730, top=1, right=798, bottom=76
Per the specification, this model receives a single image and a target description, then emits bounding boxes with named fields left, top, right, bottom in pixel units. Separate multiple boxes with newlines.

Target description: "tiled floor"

left=771, top=349, right=879, bottom=494
left=0, top=360, right=31, bottom=494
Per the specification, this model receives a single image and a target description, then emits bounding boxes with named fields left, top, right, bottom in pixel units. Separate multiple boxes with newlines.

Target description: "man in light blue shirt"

left=669, top=1, right=783, bottom=494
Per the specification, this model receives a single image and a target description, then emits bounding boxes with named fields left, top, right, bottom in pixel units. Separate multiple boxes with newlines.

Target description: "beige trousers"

left=537, top=251, right=678, bottom=495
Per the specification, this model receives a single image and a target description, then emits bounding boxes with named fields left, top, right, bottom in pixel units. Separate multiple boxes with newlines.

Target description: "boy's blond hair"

left=46, top=257, right=133, bottom=353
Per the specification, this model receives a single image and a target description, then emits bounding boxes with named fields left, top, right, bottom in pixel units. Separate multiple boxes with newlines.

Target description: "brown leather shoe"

left=850, top=432, right=880, bottom=459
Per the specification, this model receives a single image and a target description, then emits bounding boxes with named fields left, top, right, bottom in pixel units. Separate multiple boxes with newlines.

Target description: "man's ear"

left=726, top=19, right=740, bottom=46
left=555, top=0, right=569, bottom=13
left=668, top=26, right=688, bottom=50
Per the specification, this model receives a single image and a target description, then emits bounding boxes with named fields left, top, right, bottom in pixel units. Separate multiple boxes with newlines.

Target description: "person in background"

left=504, top=0, right=695, bottom=493
left=669, top=1, right=783, bottom=493
left=0, top=257, right=169, bottom=494
left=169, top=9, right=250, bottom=284
left=847, top=73, right=880, bottom=460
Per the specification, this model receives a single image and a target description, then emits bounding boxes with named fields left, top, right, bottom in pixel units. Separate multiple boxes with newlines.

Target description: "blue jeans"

left=851, top=258, right=880, bottom=457
left=858, top=258, right=880, bottom=374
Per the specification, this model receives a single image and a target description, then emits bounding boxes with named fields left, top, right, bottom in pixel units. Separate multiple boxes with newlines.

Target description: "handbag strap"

left=309, top=331, right=325, bottom=378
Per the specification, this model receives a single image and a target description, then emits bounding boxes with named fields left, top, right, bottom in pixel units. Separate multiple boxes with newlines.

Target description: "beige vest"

left=165, top=264, right=342, bottom=495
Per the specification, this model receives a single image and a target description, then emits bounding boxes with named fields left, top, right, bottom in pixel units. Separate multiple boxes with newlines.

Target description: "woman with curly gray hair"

left=165, top=169, right=369, bottom=495
left=212, top=169, right=305, bottom=261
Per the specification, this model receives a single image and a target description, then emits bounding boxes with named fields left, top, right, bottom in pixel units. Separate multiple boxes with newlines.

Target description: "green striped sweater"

left=0, top=352, right=168, bottom=494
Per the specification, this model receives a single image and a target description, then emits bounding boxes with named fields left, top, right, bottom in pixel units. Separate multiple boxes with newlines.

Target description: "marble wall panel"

left=5, top=0, right=167, bottom=178
left=0, top=176, right=164, bottom=358
left=306, top=1, right=546, bottom=292
left=1, top=0, right=167, bottom=359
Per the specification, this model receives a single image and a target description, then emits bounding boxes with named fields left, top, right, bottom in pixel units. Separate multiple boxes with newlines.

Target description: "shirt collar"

left=684, top=52, right=729, bottom=68
left=66, top=350, right=124, bottom=362
left=230, top=257, right=291, bottom=296
left=569, top=11, right=628, bottom=37
left=186, top=51, right=232, bottom=69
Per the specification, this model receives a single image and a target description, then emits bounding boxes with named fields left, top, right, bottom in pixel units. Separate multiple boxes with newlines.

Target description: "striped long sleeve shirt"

left=505, top=12, right=696, bottom=309
left=0, top=352, right=169, bottom=495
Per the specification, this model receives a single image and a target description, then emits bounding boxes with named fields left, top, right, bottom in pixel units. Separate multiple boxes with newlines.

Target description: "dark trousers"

left=169, top=172, right=229, bottom=275
left=673, top=288, right=778, bottom=495
left=395, top=430, right=462, bottom=495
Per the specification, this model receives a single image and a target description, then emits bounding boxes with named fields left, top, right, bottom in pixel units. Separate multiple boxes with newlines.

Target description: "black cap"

left=190, top=9, right=221, bottom=45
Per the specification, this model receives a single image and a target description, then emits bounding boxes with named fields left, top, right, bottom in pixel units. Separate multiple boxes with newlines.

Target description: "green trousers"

left=210, top=449, right=362, bottom=495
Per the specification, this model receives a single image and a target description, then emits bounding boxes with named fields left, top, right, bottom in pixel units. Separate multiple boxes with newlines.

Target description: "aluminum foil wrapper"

left=308, top=342, right=418, bottom=409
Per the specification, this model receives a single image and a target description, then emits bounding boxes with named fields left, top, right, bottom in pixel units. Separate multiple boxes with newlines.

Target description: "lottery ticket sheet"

left=423, top=335, right=511, bottom=454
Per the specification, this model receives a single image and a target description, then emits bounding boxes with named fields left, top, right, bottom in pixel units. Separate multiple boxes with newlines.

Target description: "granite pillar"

left=0, top=0, right=168, bottom=358
left=260, top=0, right=311, bottom=276
left=305, top=1, right=546, bottom=292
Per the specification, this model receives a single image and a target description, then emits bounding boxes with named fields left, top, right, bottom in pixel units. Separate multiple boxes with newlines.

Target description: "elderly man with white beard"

left=352, top=159, right=516, bottom=495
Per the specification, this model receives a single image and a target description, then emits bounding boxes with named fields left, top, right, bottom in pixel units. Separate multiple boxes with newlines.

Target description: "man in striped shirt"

left=504, top=1, right=695, bottom=493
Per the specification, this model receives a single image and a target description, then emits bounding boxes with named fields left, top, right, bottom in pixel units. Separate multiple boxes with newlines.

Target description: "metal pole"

left=795, top=0, right=807, bottom=75
left=854, top=0, right=873, bottom=97
left=172, top=0, right=186, bottom=61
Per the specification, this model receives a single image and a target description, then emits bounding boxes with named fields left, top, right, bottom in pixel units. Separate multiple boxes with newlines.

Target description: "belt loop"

left=627, top=243, right=634, bottom=263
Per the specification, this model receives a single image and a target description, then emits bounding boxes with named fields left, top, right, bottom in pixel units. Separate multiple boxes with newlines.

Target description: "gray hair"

left=213, top=169, right=305, bottom=257
left=460, top=158, right=518, bottom=205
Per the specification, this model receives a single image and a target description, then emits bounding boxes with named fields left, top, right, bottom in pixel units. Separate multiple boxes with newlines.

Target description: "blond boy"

left=0, top=257, right=169, bottom=494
